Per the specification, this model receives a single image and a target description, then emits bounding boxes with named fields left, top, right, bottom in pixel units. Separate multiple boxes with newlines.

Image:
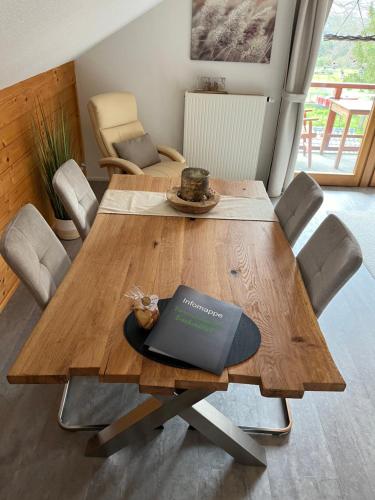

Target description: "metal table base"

left=85, top=389, right=267, bottom=466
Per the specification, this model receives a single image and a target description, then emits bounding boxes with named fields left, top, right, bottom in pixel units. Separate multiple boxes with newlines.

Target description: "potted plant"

left=33, top=101, right=79, bottom=240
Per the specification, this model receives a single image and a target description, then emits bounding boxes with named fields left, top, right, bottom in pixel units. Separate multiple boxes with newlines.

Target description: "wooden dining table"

left=7, top=174, right=345, bottom=466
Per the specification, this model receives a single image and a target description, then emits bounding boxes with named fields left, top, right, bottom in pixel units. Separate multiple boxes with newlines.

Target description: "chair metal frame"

left=58, top=379, right=165, bottom=432
left=239, top=398, right=292, bottom=436
left=58, top=380, right=292, bottom=436
left=58, top=380, right=108, bottom=431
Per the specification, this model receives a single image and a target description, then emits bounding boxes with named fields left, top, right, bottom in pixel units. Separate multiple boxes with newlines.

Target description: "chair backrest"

left=0, top=204, right=71, bottom=309
left=88, top=92, right=145, bottom=158
left=275, top=171, right=323, bottom=246
left=53, top=160, right=98, bottom=241
left=297, top=214, right=362, bottom=317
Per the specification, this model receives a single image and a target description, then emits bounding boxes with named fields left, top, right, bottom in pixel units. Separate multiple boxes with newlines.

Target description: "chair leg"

left=58, top=379, right=164, bottom=432
left=57, top=380, right=109, bottom=431
left=239, top=398, right=292, bottom=437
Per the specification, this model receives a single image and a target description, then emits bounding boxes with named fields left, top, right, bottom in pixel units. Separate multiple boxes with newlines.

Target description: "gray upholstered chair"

left=0, top=204, right=71, bottom=309
left=275, top=171, right=324, bottom=246
left=0, top=204, right=105, bottom=431
left=243, top=214, right=362, bottom=438
left=53, top=159, right=98, bottom=241
left=298, top=214, right=363, bottom=317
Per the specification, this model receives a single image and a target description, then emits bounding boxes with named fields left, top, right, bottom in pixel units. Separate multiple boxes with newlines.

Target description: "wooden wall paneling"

left=0, top=61, right=84, bottom=311
left=0, top=86, right=78, bottom=151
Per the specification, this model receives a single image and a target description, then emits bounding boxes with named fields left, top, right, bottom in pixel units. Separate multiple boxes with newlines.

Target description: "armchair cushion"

left=143, top=161, right=185, bottom=178
left=101, top=121, right=145, bottom=157
left=113, top=133, right=160, bottom=169
left=89, top=92, right=138, bottom=129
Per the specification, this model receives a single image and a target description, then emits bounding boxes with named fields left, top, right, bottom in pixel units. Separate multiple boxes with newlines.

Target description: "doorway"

left=296, top=0, right=375, bottom=186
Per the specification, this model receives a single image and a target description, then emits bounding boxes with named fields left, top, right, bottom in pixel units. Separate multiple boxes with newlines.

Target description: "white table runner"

left=98, top=189, right=278, bottom=222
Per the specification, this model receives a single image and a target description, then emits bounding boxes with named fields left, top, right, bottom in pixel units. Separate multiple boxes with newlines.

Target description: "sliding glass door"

left=295, top=0, right=375, bottom=186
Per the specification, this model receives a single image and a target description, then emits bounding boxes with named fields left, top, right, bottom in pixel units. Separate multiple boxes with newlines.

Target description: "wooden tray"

left=166, top=187, right=220, bottom=214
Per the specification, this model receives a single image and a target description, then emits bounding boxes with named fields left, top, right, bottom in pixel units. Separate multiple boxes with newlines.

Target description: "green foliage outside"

left=305, top=1, right=375, bottom=136
left=350, top=4, right=375, bottom=83
left=315, top=1, right=375, bottom=85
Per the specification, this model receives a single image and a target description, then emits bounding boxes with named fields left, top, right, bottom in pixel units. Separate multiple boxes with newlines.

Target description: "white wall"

left=0, top=0, right=162, bottom=89
left=76, top=0, right=296, bottom=181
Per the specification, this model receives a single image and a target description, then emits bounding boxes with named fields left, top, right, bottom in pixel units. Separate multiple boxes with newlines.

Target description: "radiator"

left=183, top=92, right=267, bottom=180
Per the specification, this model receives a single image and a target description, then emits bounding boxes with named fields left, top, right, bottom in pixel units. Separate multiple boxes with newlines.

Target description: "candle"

left=179, top=167, right=210, bottom=202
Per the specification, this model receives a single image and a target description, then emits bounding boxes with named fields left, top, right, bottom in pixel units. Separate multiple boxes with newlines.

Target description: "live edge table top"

left=8, top=175, right=345, bottom=398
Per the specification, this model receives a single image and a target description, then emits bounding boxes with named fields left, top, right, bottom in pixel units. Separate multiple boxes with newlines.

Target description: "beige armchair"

left=88, top=92, right=186, bottom=178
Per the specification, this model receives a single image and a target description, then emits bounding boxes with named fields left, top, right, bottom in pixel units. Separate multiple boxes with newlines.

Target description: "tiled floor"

left=1, top=183, right=375, bottom=500
left=296, top=152, right=356, bottom=174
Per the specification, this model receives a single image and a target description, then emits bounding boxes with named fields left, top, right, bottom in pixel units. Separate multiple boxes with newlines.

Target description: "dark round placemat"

left=123, top=298, right=261, bottom=370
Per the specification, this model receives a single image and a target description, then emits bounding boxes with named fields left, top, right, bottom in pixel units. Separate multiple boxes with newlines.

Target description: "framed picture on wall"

left=191, top=0, right=278, bottom=64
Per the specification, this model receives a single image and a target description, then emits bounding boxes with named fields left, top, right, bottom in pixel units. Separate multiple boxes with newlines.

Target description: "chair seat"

left=143, top=161, right=185, bottom=178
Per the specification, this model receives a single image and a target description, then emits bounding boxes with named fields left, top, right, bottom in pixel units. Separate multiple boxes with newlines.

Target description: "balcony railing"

left=298, top=81, right=375, bottom=172
left=310, top=81, right=375, bottom=152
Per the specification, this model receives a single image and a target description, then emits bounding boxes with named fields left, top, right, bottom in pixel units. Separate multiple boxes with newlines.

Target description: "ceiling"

left=0, top=0, right=162, bottom=89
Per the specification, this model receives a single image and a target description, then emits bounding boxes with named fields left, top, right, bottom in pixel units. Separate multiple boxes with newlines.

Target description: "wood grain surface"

left=0, top=61, right=84, bottom=310
left=8, top=175, right=345, bottom=398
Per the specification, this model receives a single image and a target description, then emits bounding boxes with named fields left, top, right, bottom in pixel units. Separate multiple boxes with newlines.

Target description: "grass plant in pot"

left=33, top=102, right=80, bottom=240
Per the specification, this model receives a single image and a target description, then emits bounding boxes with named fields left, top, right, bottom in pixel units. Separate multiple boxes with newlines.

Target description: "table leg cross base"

left=85, top=389, right=267, bottom=466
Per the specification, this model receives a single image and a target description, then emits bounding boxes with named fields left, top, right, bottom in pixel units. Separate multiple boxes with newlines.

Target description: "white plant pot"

left=54, top=218, right=80, bottom=240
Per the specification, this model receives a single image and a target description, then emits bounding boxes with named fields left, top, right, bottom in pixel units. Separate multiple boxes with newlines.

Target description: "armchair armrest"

left=99, top=157, right=144, bottom=176
left=157, top=145, right=186, bottom=163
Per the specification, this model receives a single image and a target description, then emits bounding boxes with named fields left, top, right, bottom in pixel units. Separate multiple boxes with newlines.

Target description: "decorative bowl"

left=166, top=187, right=220, bottom=214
